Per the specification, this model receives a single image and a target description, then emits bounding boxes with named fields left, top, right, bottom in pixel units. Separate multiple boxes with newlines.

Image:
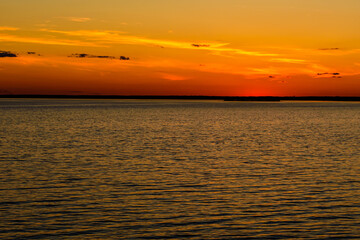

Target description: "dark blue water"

left=0, top=99, right=359, bottom=239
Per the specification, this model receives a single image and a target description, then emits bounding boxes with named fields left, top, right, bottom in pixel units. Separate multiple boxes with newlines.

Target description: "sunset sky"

left=1, top=0, right=359, bottom=96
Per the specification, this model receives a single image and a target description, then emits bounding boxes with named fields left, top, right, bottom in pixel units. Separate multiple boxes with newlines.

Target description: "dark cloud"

left=318, top=48, right=340, bottom=51
left=0, top=50, right=17, bottom=57
left=69, top=53, right=130, bottom=60
left=192, top=44, right=210, bottom=48
left=69, top=53, right=115, bottom=59
left=97, top=55, right=116, bottom=59
left=72, top=53, right=88, bottom=58
left=317, top=72, right=341, bottom=76
left=268, top=76, right=275, bottom=78
left=27, top=51, right=42, bottom=56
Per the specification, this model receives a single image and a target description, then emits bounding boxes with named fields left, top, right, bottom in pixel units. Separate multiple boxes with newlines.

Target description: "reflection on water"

left=0, top=99, right=359, bottom=239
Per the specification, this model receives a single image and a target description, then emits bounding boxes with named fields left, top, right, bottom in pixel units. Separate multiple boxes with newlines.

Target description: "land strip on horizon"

left=1, top=95, right=360, bottom=101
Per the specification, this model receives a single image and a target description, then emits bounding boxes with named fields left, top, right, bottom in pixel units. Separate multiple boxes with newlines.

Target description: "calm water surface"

left=0, top=99, right=359, bottom=239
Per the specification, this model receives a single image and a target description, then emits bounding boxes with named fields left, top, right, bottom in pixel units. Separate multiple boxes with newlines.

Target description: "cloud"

left=69, top=53, right=115, bottom=59
left=0, top=34, right=102, bottom=47
left=318, top=48, right=340, bottom=51
left=246, top=64, right=326, bottom=77
left=0, top=50, right=17, bottom=57
left=192, top=44, right=210, bottom=48
left=69, top=53, right=130, bottom=60
left=270, top=58, right=306, bottom=64
left=54, top=17, right=91, bottom=23
left=41, top=29, right=278, bottom=57
left=161, top=73, right=188, bottom=81
left=316, top=72, right=342, bottom=78
left=41, top=29, right=125, bottom=37
left=68, top=17, right=91, bottom=23
left=0, top=27, right=280, bottom=57
left=317, top=72, right=340, bottom=76
left=249, top=67, right=281, bottom=75
left=0, top=26, right=19, bottom=31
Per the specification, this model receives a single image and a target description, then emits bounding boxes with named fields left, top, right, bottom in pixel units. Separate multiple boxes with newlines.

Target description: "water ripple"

left=1, top=99, right=359, bottom=239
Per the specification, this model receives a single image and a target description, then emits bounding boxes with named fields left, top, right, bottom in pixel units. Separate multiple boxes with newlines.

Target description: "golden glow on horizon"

left=0, top=0, right=359, bottom=96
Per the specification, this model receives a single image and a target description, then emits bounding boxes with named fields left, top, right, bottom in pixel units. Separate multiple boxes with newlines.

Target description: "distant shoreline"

left=1, top=95, right=360, bottom=101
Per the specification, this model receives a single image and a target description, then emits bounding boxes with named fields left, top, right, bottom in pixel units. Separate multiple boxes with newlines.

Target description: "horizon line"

left=1, top=95, right=360, bottom=101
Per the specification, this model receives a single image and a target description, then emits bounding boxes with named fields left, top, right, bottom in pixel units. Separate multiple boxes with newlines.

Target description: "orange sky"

left=0, top=0, right=359, bottom=96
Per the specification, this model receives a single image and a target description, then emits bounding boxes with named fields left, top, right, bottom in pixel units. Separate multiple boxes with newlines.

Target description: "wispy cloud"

left=0, top=27, right=280, bottom=57
left=318, top=48, right=340, bottom=51
left=161, top=73, right=188, bottom=81
left=68, top=17, right=91, bottom=23
left=69, top=53, right=130, bottom=60
left=54, top=17, right=91, bottom=23
left=41, top=29, right=278, bottom=57
left=317, top=72, right=340, bottom=76
left=192, top=44, right=210, bottom=48
left=270, top=58, right=306, bottom=64
left=0, top=26, right=19, bottom=31
left=0, top=34, right=102, bottom=47
left=316, top=72, right=342, bottom=78
left=249, top=67, right=282, bottom=75
left=3, top=53, right=359, bottom=80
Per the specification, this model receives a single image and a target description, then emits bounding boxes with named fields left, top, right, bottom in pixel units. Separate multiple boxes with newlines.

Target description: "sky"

left=1, top=0, right=360, bottom=96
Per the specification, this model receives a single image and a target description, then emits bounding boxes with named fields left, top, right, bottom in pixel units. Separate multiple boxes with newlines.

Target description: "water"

left=0, top=99, right=359, bottom=239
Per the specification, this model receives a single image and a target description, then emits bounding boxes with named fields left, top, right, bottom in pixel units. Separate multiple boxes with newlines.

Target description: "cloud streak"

left=317, top=72, right=342, bottom=78
left=0, top=34, right=101, bottom=47
left=69, top=53, right=130, bottom=60
left=270, top=58, right=306, bottom=64
left=318, top=48, right=340, bottom=51
left=0, top=50, right=17, bottom=57
left=0, top=27, right=281, bottom=57
left=0, top=26, right=19, bottom=31
left=68, top=17, right=91, bottom=23
left=161, top=73, right=188, bottom=81
left=192, top=44, right=210, bottom=48
left=54, top=17, right=91, bottom=23
left=41, top=29, right=278, bottom=57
